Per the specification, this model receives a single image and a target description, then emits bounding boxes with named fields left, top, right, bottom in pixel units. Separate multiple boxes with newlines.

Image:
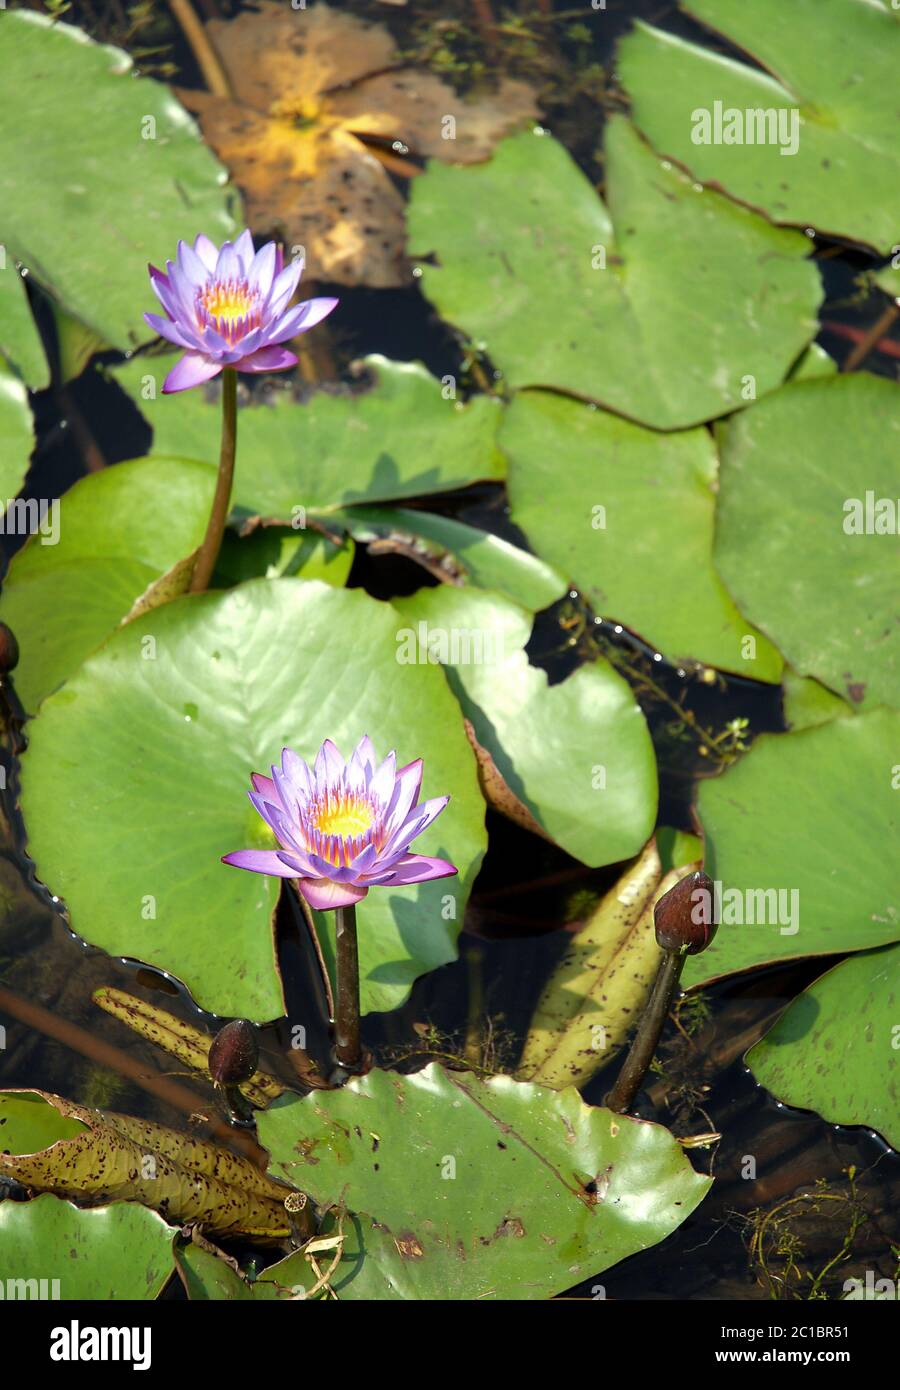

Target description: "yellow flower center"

left=199, top=280, right=258, bottom=328
left=313, top=795, right=374, bottom=840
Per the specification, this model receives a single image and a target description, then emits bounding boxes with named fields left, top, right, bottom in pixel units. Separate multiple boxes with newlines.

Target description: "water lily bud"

left=208, top=1019, right=259, bottom=1085
left=654, top=869, right=717, bottom=955
left=0, top=622, right=19, bottom=674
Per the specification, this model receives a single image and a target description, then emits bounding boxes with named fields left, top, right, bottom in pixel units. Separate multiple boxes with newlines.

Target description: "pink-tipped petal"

left=251, top=772, right=277, bottom=798
left=268, top=297, right=339, bottom=344
left=297, top=878, right=368, bottom=911
left=237, top=345, right=298, bottom=374
left=222, top=849, right=299, bottom=877
left=162, top=353, right=222, bottom=393
left=377, top=854, right=458, bottom=886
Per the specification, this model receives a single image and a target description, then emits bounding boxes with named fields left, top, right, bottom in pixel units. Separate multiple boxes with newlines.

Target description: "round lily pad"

left=685, top=709, right=900, bottom=988
left=0, top=10, right=236, bottom=351
left=619, top=0, right=900, bottom=253
left=409, top=115, right=820, bottom=429
left=747, top=945, right=900, bottom=1150
left=19, top=579, right=487, bottom=1020
left=0, top=1194, right=174, bottom=1300
left=502, top=389, right=782, bottom=680
left=259, top=1062, right=711, bottom=1300
left=715, top=375, right=900, bottom=709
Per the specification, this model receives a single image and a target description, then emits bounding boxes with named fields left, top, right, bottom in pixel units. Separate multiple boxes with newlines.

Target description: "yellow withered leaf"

left=516, top=840, right=702, bottom=1090
left=182, top=2, right=537, bottom=286
left=0, top=1088, right=299, bottom=1241
left=92, top=986, right=287, bottom=1108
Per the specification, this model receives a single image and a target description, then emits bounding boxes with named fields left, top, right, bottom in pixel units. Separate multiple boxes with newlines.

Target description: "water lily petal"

left=162, top=353, right=222, bottom=394
left=237, top=344, right=298, bottom=374
left=297, top=878, right=368, bottom=911
left=377, top=854, right=459, bottom=886
left=193, top=234, right=219, bottom=272
left=267, top=297, right=339, bottom=344
left=221, top=849, right=299, bottom=877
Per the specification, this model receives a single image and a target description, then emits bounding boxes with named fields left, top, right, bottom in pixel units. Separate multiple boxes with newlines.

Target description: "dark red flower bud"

left=0, top=623, right=19, bottom=674
left=654, top=869, right=717, bottom=955
left=208, top=1019, right=259, bottom=1085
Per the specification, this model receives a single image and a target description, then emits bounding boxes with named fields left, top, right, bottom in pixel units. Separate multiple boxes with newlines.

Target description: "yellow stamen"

left=314, top=796, right=374, bottom=840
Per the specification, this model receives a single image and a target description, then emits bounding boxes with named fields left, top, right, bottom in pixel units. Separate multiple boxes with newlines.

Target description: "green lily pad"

left=213, top=526, right=354, bottom=590
left=0, top=361, right=35, bottom=506
left=336, top=506, right=567, bottom=612
left=19, top=579, right=486, bottom=1020
left=502, top=389, right=783, bottom=681
left=748, top=944, right=900, bottom=1150
left=0, top=456, right=216, bottom=713
left=714, top=375, right=900, bottom=709
left=259, top=1062, right=711, bottom=1300
left=0, top=261, right=49, bottom=389
left=685, top=709, right=900, bottom=989
left=619, top=0, right=900, bottom=253
left=408, top=115, right=820, bottom=430
left=0, top=10, right=236, bottom=351
left=782, top=669, right=854, bottom=732
left=110, top=355, right=504, bottom=518
left=395, top=585, right=657, bottom=865
left=0, top=1194, right=174, bottom=1300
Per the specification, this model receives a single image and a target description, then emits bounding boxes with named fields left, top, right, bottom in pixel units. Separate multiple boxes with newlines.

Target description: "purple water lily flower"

left=223, top=736, right=458, bottom=911
left=145, top=230, right=337, bottom=394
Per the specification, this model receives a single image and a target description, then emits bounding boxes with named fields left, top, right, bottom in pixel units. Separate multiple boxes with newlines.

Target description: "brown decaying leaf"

left=182, top=2, right=537, bottom=287
left=0, top=1088, right=299, bottom=1241
left=463, top=717, right=554, bottom=843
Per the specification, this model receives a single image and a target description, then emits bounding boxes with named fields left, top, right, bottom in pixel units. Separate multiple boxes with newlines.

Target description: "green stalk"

left=190, top=366, right=237, bottom=593
left=605, top=949, right=685, bottom=1115
left=334, top=904, right=362, bottom=1071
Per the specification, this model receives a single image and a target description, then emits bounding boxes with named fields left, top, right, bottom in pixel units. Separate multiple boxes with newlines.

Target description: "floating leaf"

left=619, top=0, right=900, bottom=253
left=109, top=355, right=503, bottom=519
left=0, top=10, right=236, bottom=351
left=0, top=1194, right=175, bottom=1300
left=0, top=362, right=34, bottom=508
left=258, top=1062, right=711, bottom=1300
left=748, top=945, right=900, bottom=1150
left=335, top=506, right=567, bottom=612
left=409, top=116, right=821, bottom=429
left=781, top=669, right=854, bottom=733
left=394, top=585, right=658, bottom=866
left=92, top=987, right=288, bottom=1108
left=0, top=261, right=49, bottom=390
left=714, top=375, right=900, bottom=709
left=685, top=709, right=900, bottom=989
left=0, top=457, right=215, bottom=713
left=501, top=389, right=782, bottom=680
left=0, top=1089, right=294, bottom=1240
left=214, top=526, right=353, bottom=590
left=19, top=579, right=487, bottom=1020
left=183, top=1, right=536, bottom=287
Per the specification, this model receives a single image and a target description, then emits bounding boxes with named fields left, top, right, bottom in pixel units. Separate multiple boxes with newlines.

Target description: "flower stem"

left=190, top=366, right=236, bottom=594
left=334, top=904, right=362, bottom=1072
left=605, top=949, right=685, bottom=1115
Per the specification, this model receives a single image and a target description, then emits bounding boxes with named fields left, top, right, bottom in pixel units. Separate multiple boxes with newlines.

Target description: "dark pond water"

left=1, top=0, right=898, bottom=1301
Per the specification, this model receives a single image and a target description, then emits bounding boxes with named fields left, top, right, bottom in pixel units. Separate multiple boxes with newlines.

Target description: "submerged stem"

left=605, top=950, right=685, bottom=1115
left=190, top=366, right=237, bottom=593
left=334, top=904, right=362, bottom=1072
